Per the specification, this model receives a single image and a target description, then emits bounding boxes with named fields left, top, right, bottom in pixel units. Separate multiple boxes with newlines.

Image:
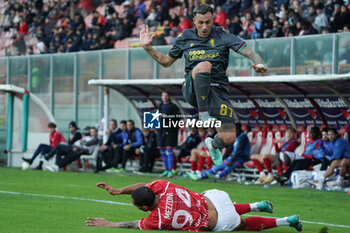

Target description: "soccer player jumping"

left=139, top=4, right=267, bottom=166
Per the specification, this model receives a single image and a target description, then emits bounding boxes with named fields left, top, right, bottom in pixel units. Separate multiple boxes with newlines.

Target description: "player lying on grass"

left=86, top=180, right=302, bottom=231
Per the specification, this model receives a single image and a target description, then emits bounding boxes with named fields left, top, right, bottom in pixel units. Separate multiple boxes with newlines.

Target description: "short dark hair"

left=193, top=4, right=213, bottom=16
left=48, top=122, right=56, bottom=128
left=310, top=127, right=320, bottom=138
left=110, top=119, right=117, bottom=125
left=327, top=128, right=339, bottom=136
left=120, top=120, right=127, bottom=124
left=69, top=121, right=77, bottom=128
left=132, top=186, right=155, bottom=206
left=321, top=127, right=329, bottom=133
left=128, top=120, right=135, bottom=125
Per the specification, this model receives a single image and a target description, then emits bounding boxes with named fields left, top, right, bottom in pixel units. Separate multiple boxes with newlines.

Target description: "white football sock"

left=276, top=217, right=288, bottom=226
left=259, top=171, right=266, bottom=177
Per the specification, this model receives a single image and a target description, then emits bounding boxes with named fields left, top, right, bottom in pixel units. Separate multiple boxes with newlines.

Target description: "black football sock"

left=211, top=134, right=231, bottom=149
left=193, top=72, right=211, bottom=112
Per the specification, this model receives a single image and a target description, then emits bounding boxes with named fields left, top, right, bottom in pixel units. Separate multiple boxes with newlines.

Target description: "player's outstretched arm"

left=86, top=217, right=139, bottom=229
left=139, top=24, right=176, bottom=68
left=238, top=46, right=268, bottom=73
left=96, top=182, right=147, bottom=195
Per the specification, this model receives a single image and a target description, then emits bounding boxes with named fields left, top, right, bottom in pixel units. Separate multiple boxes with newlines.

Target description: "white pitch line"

left=0, top=190, right=133, bottom=206
left=1, top=190, right=350, bottom=229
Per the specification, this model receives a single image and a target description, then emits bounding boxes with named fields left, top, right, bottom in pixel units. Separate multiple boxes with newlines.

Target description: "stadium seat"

left=279, top=124, right=288, bottom=136
left=294, top=131, right=306, bottom=155
left=339, top=125, right=349, bottom=141
left=270, top=131, right=282, bottom=154
left=259, top=131, right=274, bottom=155
left=80, top=146, right=99, bottom=171
left=319, top=124, right=328, bottom=131
left=241, top=124, right=249, bottom=133
left=250, top=131, right=262, bottom=155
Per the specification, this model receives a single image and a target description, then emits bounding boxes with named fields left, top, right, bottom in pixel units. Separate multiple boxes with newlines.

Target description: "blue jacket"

left=232, top=132, right=250, bottom=159
left=112, top=131, right=129, bottom=147
left=128, top=128, right=143, bottom=148
left=328, top=137, right=350, bottom=161
left=301, top=139, right=321, bottom=159
left=313, top=140, right=332, bottom=161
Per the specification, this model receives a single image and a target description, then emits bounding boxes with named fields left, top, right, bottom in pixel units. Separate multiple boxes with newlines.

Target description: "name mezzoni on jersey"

left=188, top=50, right=220, bottom=61
left=164, top=192, right=174, bottom=220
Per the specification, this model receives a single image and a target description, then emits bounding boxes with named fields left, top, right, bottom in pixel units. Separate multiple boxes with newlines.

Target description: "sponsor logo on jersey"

left=188, top=50, right=220, bottom=61
left=209, top=38, right=215, bottom=47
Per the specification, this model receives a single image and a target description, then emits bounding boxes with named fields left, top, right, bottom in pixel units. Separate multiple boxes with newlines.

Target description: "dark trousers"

left=99, top=146, right=115, bottom=169
left=139, top=148, right=159, bottom=172
left=31, top=144, right=52, bottom=162
left=321, top=159, right=331, bottom=170
left=284, top=159, right=322, bottom=179
left=111, top=147, right=124, bottom=168
left=119, top=147, right=136, bottom=169
left=46, top=144, right=73, bottom=160
left=55, top=149, right=81, bottom=168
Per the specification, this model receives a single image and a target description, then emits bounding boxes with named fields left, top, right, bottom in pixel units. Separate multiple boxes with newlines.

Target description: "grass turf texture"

left=1, top=167, right=349, bottom=233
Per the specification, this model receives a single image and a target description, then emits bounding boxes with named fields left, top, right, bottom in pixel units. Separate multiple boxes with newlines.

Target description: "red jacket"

left=50, top=130, right=66, bottom=147
left=214, top=12, right=228, bottom=27
left=19, top=22, right=28, bottom=35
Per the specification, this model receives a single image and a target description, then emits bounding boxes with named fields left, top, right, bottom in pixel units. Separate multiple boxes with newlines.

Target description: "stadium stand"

left=1, top=0, right=350, bottom=56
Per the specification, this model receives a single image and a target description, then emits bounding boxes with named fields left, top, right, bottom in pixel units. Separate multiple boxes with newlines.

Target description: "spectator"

left=158, top=91, right=180, bottom=177
left=18, top=17, right=29, bottom=35
left=168, top=12, right=179, bottom=29
left=251, top=128, right=299, bottom=184
left=175, top=127, right=202, bottom=160
left=145, top=7, right=159, bottom=27
left=91, top=11, right=106, bottom=27
left=105, top=120, right=129, bottom=173
left=228, top=15, right=243, bottom=36
left=44, top=127, right=99, bottom=172
left=214, top=6, right=228, bottom=27
left=264, top=19, right=283, bottom=38
left=178, top=15, right=192, bottom=33
left=187, top=123, right=250, bottom=180
left=44, top=121, right=83, bottom=161
left=27, top=46, right=34, bottom=55
left=96, top=119, right=121, bottom=172
left=167, top=29, right=178, bottom=45
left=138, top=129, right=159, bottom=173
left=314, top=5, right=328, bottom=33
left=309, top=128, right=350, bottom=189
left=276, top=127, right=323, bottom=185
left=22, top=122, right=66, bottom=169
left=331, top=4, right=350, bottom=32
left=300, top=20, right=318, bottom=36
left=116, top=120, right=143, bottom=173
left=67, top=121, right=82, bottom=145
left=36, top=36, right=46, bottom=54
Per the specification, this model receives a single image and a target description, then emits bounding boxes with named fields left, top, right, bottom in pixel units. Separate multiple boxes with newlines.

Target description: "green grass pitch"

left=1, top=167, right=349, bottom=233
